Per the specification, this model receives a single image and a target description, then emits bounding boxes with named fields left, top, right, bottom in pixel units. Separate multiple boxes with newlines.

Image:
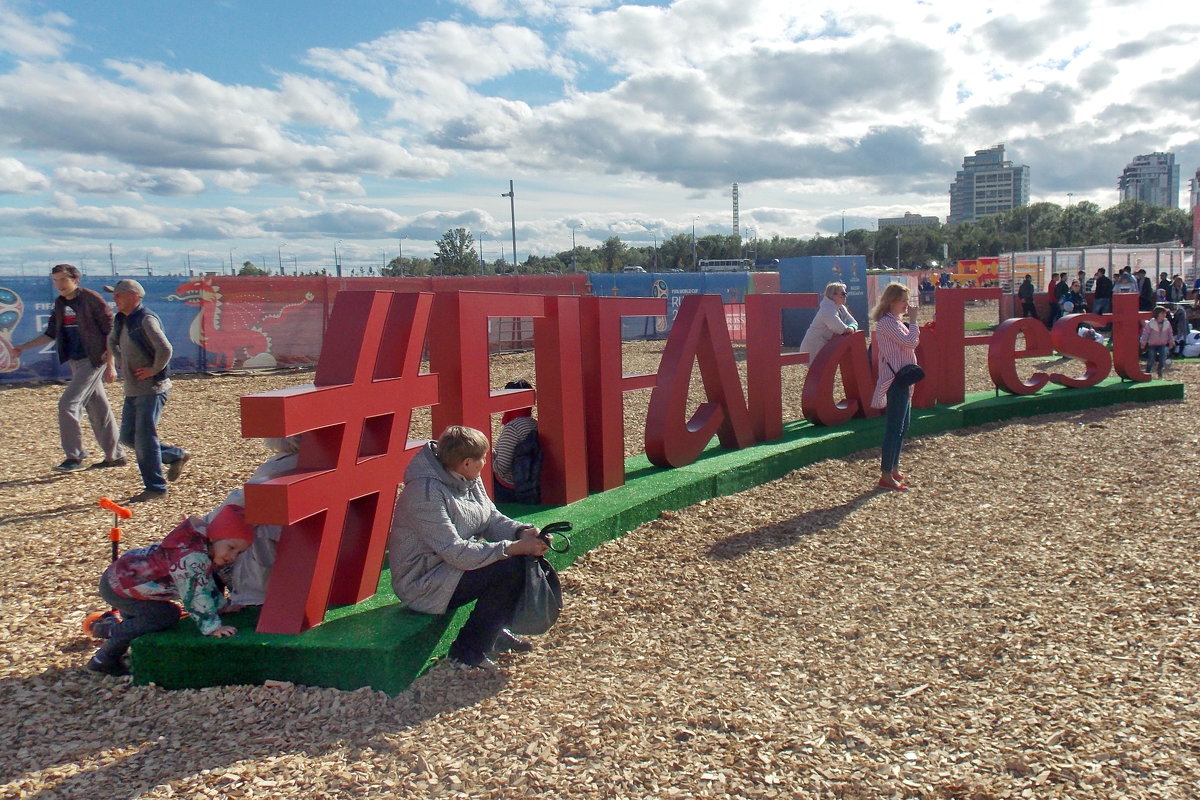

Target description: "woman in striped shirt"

left=870, top=283, right=920, bottom=491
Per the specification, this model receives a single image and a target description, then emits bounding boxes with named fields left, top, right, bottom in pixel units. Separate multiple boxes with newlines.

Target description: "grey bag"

left=509, top=555, right=562, bottom=636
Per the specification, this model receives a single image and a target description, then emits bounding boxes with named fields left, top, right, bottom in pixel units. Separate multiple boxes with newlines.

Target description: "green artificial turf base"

left=132, top=377, right=1183, bottom=693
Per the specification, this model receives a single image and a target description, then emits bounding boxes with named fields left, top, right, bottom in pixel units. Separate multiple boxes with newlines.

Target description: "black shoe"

left=54, top=458, right=85, bottom=472
left=491, top=628, right=533, bottom=654
left=449, top=654, right=498, bottom=671
left=126, top=488, right=167, bottom=503
left=166, top=452, right=191, bottom=482
left=86, top=656, right=130, bottom=677
left=88, top=457, right=128, bottom=470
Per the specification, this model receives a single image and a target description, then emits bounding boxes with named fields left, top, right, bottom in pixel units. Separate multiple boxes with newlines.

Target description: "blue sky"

left=1, top=0, right=1198, bottom=276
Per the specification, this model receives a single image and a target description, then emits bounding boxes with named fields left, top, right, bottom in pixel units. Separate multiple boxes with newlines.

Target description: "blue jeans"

left=880, top=380, right=912, bottom=474
left=1145, top=345, right=1168, bottom=376
left=96, top=573, right=181, bottom=662
left=119, top=392, right=185, bottom=491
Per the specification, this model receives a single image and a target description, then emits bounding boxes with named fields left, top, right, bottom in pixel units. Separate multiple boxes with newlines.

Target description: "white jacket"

left=798, top=296, right=858, bottom=357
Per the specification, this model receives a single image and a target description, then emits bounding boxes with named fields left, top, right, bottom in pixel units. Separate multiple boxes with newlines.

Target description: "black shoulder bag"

left=509, top=521, right=572, bottom=636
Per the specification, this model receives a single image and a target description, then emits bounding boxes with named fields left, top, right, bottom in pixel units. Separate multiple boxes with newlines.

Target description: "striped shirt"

left=493, top=415, right=538, bottom=485
left=870, top=313, right=920, bottom=409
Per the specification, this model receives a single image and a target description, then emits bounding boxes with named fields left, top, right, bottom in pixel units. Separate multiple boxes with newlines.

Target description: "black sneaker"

left=88, top=457, right=128, bottom=470
left=126, top=488, right=167, bottom=503
left=166, top=452, right=191, bottom=482
left=54, top=458, right=85, bottom=472
left=490, top=628, right=533, bottom=654
left=86, top=656, right=130, bottom=677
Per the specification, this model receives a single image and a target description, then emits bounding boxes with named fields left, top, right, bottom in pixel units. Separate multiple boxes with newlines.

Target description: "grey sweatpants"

left=59, top=358, right=123, bottom=461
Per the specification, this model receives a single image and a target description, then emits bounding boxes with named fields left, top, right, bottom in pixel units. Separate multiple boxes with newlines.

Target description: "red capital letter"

left=646, top=294, right=754, bottom=467
left=744, top=293, right=817, bottom=441
left=579, top=296, right=668, bottom=491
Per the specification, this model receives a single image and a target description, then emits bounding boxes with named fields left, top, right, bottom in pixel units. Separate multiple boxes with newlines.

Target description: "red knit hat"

left=204, top=504, right=255, bottom=543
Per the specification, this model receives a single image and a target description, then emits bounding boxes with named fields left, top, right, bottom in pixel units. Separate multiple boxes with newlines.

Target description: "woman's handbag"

left=890, top=362, right=926, bottom=388
left=509, top=522, right=572, bottom=636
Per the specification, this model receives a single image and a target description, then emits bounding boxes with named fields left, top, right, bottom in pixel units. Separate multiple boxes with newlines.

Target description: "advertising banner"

left=0, top=273, right=588, bottom=383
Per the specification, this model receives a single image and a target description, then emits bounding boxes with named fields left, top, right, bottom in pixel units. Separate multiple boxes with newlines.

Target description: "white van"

left=622, top=265, right=646, bottom=273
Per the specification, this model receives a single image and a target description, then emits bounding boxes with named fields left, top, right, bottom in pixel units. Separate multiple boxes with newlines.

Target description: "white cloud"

left=0, top=157, right=49, bottom=193
left=0, top=2, right=72, bottom=60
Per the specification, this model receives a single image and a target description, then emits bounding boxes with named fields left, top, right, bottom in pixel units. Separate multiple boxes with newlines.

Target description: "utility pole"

left=109, top=244, right=116, bottom=276
left=501, top=180, right=517, bottom=268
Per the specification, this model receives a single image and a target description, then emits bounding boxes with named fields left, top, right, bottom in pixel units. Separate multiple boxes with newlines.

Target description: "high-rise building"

left=1118, top=152, right=1179, bottom=208
left=948, top=145, right=1030, bottom=225
left=1189, top=167, right=1200, bottom=211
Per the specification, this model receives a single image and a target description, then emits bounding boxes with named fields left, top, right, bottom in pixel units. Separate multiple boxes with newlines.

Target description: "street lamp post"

left=278, top=243, right=287, bottom=275
left=692, top=216, right=699, bottom=270
left=570, top=223, right=580, bottom=273
left=334, top=240, right=343, bottom=277
left=229, top=247, right=236, bottom=274
left=398, top=236, right=407, bottom=275
left=501, top=180, right=517, bottom=269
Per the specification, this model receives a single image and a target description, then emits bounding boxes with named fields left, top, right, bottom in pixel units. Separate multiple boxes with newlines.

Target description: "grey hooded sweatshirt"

left=388, top=442, right=527, bottom=615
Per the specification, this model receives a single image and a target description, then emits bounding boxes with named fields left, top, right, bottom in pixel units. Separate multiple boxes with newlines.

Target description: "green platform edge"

left=131, top=378, right=1183, bottom=694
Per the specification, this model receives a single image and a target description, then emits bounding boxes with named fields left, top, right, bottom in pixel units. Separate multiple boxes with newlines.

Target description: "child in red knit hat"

left=86, top=505, right=254, bottom=676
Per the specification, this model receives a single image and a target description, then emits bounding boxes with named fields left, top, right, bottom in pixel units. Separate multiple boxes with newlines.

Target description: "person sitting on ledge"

left=86, top=505, right=254, bottom=676
left=388, top=425, right=549, bottom=669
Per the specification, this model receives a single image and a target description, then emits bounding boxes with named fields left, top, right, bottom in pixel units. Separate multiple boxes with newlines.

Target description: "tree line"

left=234, top=198, right=1193, bottom=277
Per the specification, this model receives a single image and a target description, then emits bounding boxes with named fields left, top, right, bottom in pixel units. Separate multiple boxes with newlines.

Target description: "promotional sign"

left=239, top=287, right=1153, bottom=634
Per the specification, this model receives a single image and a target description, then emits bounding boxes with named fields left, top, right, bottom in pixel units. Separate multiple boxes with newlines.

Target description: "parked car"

left=622, top=265, right=646, bottom=273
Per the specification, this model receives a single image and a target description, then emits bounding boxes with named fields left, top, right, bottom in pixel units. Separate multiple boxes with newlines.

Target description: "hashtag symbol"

left=240, top=291, right=438, bottom=634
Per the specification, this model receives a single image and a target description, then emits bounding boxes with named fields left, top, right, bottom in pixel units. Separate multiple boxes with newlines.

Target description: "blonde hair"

left=823, top=282, right=847, bottom=301
left=436, top=425, right=489, bottom=467
left=871, top=283, right=910, bottom=322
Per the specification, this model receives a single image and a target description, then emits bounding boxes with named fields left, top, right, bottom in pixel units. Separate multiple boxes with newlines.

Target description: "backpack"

left=494, top=426, right=543, bottom=505
left=114, top=306, right=170, bottom=381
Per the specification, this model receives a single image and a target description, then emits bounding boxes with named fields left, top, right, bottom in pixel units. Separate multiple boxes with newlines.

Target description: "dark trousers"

left=1021, top=300, right=1036, bottom=318
left=95, top=574, right=181, bottom=662
left=446, top=556, right=525, bottom=662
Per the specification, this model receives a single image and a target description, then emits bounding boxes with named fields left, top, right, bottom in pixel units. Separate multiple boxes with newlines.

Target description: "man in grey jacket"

left=388, top=426, right=548, bottom=669
left=106, top=279, right=190, bottom=502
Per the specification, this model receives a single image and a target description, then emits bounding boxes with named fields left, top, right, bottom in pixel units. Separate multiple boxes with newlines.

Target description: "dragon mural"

left=167, top=277, right=322, bottom=369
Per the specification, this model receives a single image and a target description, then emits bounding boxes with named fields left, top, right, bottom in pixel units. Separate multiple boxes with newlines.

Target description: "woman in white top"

left=798, top=282, right=858, bottom=358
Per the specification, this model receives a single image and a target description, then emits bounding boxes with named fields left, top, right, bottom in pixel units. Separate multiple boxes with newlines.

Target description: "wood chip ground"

left=2, top=306, right=1197, bottom=798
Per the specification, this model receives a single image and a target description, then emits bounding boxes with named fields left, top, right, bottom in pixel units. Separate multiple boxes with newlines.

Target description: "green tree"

left=238, top=260, right=268, bottom=276
left=433, top=228, right=480, bottom=275
left=599, top=236, right=626, bottom=272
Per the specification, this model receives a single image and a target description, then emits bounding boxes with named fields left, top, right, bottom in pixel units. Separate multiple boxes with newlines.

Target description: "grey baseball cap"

left=103, top=279, right=146, bottom=296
